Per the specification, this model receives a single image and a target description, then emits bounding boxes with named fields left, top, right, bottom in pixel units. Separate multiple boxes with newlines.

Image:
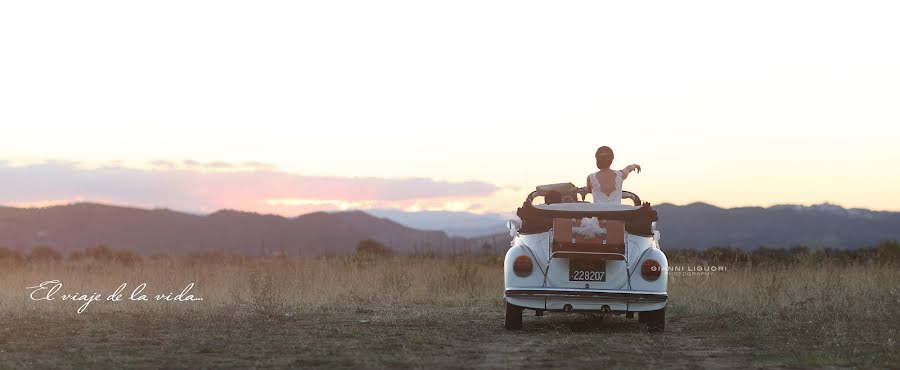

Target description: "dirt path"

left=472, top=313, right=754, bottom=369
left=1, top=308, right=759, bottom=369
left=478, top=335, right=538, bottom=368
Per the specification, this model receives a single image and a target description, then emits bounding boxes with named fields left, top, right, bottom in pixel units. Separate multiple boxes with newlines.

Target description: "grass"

left=0, top=253, right=897, bottom=368
left=667, top=259, right=899, bottom=367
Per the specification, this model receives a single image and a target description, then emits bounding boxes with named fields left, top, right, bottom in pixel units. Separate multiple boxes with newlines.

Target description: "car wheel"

left=641, top=307, right=665, bottom=333
left=505, top=302, right=523, bottom=330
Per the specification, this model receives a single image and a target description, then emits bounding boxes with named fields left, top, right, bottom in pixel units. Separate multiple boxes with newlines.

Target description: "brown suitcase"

left=552, top=218, right=626, bottom=260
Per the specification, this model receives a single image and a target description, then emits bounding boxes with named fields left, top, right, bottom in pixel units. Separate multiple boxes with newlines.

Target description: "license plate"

left=569, top=260, right=606, bottom=282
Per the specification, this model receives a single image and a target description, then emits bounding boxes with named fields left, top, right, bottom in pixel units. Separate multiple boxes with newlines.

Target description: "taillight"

left=641, top=259, right=661, bottom=281
left=513, top=255, right=533, bottom=277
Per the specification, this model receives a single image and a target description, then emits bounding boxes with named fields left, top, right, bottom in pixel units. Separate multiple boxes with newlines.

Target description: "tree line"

left=2, top=240, right=897, bottom=265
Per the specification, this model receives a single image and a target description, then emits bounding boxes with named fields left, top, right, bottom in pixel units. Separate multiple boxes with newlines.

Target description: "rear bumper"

left=505, top=288, right=667, bottom=302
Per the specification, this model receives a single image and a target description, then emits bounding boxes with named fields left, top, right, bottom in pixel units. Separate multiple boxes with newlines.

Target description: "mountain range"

left=653, top=202, right=900, bottom=249
left=0, top=202, right=898, bottom=255
left=0, top=203, right=473, bottom=255
left=381, top=202, right=900, bottom=250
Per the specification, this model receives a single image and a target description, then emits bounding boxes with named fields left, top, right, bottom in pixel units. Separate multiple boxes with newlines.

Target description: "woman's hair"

left=595, top=146, right=614, bottom=169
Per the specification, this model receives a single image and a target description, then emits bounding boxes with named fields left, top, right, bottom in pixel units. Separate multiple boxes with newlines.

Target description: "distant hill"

left=0, top=203, right=476, bottom=255
left=654, top=202, right=900, bottom=249
left=365, top=209, right=507, bottom=237
left=377, top=202, right=900, bottom=250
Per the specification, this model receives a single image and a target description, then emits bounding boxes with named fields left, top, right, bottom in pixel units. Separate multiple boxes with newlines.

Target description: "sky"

left=1, top=1, right=899, bottom=215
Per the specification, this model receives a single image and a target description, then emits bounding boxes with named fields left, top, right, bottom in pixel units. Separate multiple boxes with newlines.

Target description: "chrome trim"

left=505, top=288, right=667, bottom=302
left=549, top=251, right=626, bottom=260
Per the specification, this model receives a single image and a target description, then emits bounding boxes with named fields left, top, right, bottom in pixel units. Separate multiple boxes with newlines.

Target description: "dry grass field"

left=0, top=250, right=898, bottom=369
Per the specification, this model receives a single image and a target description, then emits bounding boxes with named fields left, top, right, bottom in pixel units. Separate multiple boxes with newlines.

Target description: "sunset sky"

left=1, top=1, right=899, bottom=215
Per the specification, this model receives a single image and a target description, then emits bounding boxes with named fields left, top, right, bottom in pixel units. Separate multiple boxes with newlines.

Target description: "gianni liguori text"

left=25, top=280, right=203, bottom=314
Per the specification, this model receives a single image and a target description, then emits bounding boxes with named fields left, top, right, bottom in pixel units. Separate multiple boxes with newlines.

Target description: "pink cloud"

left=0, top=161, right=500, bottom=215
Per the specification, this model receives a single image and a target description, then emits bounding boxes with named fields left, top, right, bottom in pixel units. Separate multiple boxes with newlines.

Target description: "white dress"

left=589, top=170, right=623, bottom=205
left=574, top=170, right=623, bottom=238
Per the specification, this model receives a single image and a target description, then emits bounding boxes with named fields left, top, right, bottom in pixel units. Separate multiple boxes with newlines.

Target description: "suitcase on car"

left=551, top=218, right=626, bottom=260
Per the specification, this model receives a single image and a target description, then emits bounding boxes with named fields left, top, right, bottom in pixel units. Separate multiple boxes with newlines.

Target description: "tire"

left=505, top=302, right=523, bottom=330
left=641, top=307, right=666, bottom=333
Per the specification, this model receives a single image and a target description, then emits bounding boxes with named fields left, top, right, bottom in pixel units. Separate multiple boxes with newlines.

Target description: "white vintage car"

left=503, top=183, right=667, bottom=332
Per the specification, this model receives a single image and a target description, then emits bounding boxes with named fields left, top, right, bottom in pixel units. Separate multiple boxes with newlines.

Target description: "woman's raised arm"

left=621, top=164, right=642, bottom=179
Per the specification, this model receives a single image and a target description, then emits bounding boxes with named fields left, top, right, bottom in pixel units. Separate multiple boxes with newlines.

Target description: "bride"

left=573, top=146, right=642, bottom=237
left=585, top=146, right=641, bottom=205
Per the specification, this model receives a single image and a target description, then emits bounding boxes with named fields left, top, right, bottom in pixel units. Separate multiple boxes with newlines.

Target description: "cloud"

left=146, top=160, right=276, bottom=172
left=0, top=161, right=500, bottom=215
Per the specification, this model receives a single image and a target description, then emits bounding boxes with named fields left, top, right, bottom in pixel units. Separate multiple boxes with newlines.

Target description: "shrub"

left=0, top=247, right=24, bottom=262
left=28, top=245, right=63, bottom=262
left=70, top=245, right=142, bottom=266
left=876, top=240, right=899, bottom=263
left=354, top=239, right=394, bottom=258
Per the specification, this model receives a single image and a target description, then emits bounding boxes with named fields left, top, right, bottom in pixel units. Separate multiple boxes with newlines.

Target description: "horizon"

left=1, top=198, right=891, bottom=218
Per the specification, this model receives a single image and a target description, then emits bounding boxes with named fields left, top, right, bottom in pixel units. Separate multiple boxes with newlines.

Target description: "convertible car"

left=503, top=183, right=667, bottom=332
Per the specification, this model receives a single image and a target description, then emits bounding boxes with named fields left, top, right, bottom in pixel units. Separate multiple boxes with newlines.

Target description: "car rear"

left=503, top=221, right=668, bottom=331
